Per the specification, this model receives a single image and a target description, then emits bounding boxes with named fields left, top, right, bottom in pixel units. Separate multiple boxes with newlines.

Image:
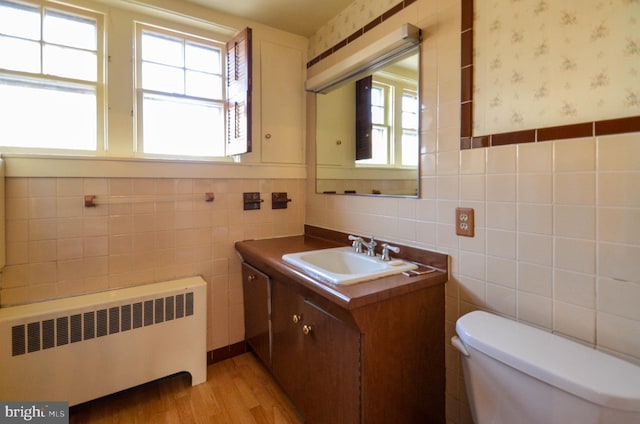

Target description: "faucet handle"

left=348, top=235, right=364, bottom=253
left=380, top=243, right=400, bottom=261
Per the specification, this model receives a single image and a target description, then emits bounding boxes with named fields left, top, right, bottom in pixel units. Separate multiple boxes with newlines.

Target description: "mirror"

left=315, top=46, right=420, bottom=197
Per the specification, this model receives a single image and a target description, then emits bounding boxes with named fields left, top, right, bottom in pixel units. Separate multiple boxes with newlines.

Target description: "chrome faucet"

left=380, top=243, right=400, bottom=261
left=361, top=236, right=377, bottom=257
left=348, top=235, right=364, bottom=253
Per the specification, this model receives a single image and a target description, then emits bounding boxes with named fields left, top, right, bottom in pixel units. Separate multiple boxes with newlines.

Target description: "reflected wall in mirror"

left=315, top=47, right=420, bottom=197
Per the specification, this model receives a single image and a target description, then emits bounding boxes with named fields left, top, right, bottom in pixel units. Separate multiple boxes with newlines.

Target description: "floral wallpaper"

left=308, top=0, right=400, bottom=58
left=474, top=0, right=640, bottom=136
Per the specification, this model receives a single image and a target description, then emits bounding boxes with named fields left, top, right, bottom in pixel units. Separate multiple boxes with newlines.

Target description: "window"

left=136, top=25, right=225, bottom=157
left=400, top=90, right=418, bottom=166
left=0, top=1, right=251, bottom=159
left=0, top=0, right=102, bottom=151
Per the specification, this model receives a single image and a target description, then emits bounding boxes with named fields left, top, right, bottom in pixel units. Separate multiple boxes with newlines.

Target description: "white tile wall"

left=0, top=177, right=306, bottom=352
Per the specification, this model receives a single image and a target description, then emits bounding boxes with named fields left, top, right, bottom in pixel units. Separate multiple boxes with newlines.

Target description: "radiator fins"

left=11, top=291, right=195, bottom=357
left=42, top=319, right=55, bottom=350
left=11, top=325, right=25, bottom=356
left=56, top=317, right=68, bottom=346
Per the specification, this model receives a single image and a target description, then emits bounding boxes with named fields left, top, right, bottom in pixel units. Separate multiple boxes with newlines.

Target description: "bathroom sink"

left=282, top=246, right=417, bottom=286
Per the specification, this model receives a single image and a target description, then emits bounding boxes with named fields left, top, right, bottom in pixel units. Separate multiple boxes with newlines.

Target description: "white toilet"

left=452, top=311, right=640, bottom=424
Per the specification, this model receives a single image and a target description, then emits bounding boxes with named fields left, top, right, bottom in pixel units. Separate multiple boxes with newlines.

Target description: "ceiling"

left=182, top=0, right=354, bottom=37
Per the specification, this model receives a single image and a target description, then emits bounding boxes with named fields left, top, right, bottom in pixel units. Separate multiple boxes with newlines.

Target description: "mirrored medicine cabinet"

left=313, top=39, right=420, bottom=198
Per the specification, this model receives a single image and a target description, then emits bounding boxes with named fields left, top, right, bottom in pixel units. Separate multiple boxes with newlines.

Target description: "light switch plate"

left=456, top=207, right=474, bottom=237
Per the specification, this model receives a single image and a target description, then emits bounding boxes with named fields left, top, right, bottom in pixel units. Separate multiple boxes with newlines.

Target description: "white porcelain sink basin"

left=282, top=246, right=417, bottom=286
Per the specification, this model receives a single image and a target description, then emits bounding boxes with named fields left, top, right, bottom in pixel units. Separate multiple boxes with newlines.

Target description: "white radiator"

left=0, top=277, right=207, bottom=406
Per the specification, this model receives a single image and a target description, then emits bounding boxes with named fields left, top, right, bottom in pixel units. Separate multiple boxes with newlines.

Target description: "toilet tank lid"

left=456, top=311, right=640, bottom=412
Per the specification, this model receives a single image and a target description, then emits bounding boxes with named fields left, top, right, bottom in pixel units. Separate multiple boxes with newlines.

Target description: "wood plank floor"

left=70, top=353, right=303, bottom=424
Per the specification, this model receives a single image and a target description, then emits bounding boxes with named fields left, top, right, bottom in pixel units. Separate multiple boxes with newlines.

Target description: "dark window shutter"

left=355, top=75, right=372, bottom=160
left=226, top=27, right=252, bottom=156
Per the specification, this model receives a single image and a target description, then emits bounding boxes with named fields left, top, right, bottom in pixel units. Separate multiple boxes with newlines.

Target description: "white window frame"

left=370, top=82, right=393, bottom=165
left=399, top=88, right=418, bottom=167
left=0, top=0, right=105, bottom=155
left=133, top=22, right=226, bottom=159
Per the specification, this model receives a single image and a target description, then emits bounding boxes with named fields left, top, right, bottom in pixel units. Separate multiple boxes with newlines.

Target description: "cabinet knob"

left=292, top=314, right=301, bottom=324
left=247, top=274, right=256, bottom=282
left=302, top=324, right=312, bottom=336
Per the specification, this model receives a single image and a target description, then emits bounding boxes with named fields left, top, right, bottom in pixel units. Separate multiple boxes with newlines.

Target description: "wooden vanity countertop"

left=235, top=226, right=448, bottom=310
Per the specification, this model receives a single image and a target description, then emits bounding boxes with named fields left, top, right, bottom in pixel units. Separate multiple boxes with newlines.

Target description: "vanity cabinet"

left=237, top=229, right=447, bottom=424
left=271, top=279, right=360, bottom=423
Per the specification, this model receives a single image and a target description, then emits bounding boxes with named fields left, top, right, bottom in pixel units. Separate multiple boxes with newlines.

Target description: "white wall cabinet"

left=259, top=40, right=305, bottom=164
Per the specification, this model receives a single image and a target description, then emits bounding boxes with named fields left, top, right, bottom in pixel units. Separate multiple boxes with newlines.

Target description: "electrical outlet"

left=456, top=207, right=474, bottom=237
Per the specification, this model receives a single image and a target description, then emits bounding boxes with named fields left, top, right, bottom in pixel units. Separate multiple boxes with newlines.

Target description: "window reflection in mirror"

left=315, top=47, right=419, bottom=197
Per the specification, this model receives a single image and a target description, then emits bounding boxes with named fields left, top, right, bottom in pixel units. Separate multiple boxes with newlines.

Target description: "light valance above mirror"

left=306, top=23, right=421, bottom=94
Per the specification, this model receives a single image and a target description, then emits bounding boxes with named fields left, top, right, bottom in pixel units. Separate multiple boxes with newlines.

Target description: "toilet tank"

left=455, top=311, right=640, bottom=422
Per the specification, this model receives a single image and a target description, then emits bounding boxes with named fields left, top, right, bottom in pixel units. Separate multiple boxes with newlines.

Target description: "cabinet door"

left=260, top=40, right=304, bottom=164
left=271, top=280, right=306, bottom=408
left=241, top=263, right=271, bottom=367
left=297, top=299, right=361, bottom=424
left=272, top=280, right=361, bottom=423
left=316, top=83, right=355, bottom=167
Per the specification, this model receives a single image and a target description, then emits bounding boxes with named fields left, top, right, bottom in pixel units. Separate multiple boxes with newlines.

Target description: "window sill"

left=0, top=153, right=307, bottom=179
